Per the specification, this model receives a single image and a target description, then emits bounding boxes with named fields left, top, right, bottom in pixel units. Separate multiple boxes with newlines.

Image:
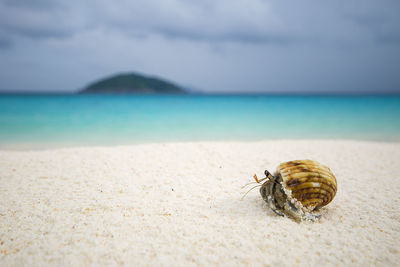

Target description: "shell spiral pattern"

left=277, top=160, right=337, bottom=212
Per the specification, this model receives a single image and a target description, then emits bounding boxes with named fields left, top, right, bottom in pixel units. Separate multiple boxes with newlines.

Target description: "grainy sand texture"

left=1, top=140, right=400, bottom=266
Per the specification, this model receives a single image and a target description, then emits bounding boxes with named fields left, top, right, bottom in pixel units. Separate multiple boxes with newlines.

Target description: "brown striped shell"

left=258, top=159, right=337, bottom=221
left=277, top=160, right=337, bottom=212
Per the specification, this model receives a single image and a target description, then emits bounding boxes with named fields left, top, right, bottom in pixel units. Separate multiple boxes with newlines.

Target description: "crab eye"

left=264, top=170, right=275, bottom=180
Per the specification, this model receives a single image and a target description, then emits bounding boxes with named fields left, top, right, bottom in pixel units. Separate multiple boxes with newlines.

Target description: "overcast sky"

left=0, top=0, right=399, bottom=93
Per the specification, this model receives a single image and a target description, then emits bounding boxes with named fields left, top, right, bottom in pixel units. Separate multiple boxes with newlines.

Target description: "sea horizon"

left=1, top=91, right=400, bottom=96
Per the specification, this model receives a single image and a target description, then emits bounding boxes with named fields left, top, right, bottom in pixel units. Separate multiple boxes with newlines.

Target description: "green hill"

left=81, top=73, right=186, bottom=94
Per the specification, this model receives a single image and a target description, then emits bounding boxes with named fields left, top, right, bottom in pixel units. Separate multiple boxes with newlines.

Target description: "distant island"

left=80, top=72, right=186, bottom=94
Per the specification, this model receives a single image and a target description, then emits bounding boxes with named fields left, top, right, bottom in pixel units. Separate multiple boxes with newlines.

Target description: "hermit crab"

left=248, top=160, right=337, bottom=221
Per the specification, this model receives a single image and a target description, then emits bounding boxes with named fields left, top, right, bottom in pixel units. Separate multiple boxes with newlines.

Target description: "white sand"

left=0, top=140, right=400, bottom=266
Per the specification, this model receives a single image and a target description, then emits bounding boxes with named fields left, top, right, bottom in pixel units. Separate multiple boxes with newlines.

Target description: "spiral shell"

left=277, top=160, right=337, bottom=212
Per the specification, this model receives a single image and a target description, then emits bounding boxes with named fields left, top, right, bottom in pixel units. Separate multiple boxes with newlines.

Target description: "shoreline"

left=1, top=137, right=400, bottom=151
left=1, top=140, right=399, bottom=265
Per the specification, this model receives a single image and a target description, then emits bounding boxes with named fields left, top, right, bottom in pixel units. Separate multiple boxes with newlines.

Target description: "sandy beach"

left=1, top=140, right=399, bottom=266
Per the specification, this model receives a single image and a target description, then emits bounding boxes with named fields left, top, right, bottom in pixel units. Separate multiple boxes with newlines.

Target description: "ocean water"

left=0, top=94, right=399, bottom=148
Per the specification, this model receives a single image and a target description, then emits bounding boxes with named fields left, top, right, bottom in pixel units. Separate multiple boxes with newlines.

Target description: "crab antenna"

left=240, top=184, right=262, bottom=200
left=241, top=181, right=260, bottom=189
left=242, top=173, right=271, bottom=189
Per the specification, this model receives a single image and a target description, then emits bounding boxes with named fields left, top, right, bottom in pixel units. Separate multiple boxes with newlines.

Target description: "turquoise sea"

left=0, top=95, right=399, bottom=148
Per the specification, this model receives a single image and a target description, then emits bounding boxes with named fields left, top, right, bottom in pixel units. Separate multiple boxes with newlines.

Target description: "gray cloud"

left=0, top=0, right=399, bottom=93
left=0, top=37, right=12, bottom=49
left=91, top=0, right=290, bottom=43
left=342, top=0, right=400, bottom=44
left=1, top=0, right=400, bottom=44
left=3, top=0, right=63, bottom=11
left=0, top=0, right=89, bottom=40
